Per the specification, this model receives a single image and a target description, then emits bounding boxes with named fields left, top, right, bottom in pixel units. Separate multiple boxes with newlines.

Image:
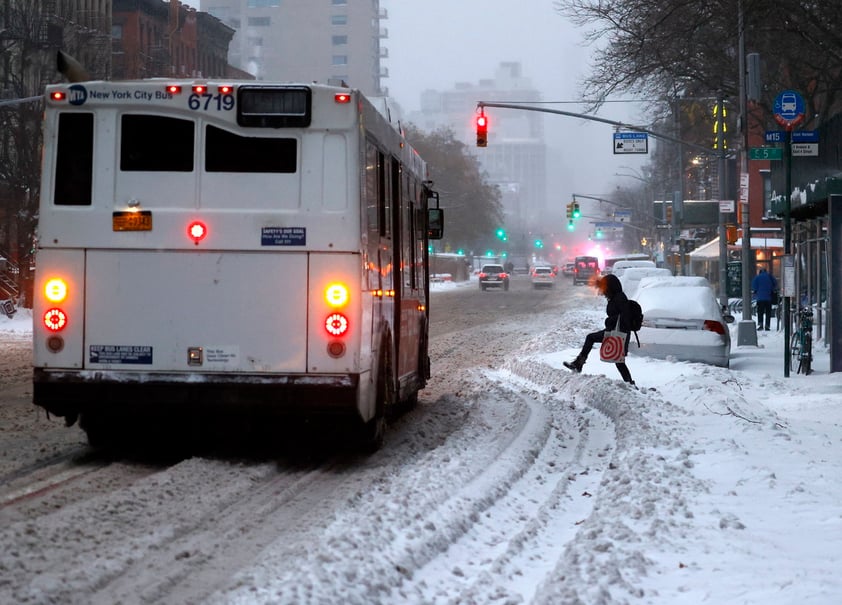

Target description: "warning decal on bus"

left=89, top=345, right=153, bottom=365
left=261, top=227, right=306, bottom=246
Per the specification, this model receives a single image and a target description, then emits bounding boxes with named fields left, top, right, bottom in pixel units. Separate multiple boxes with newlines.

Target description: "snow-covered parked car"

left=618, top=267, right=673, bottom=299
left=630, top=276, right=734, bottom=368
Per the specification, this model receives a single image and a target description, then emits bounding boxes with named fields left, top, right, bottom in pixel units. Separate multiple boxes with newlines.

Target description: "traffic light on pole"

left=565, top=202, right=573, bottom=219
left=476, top=111, right=488, bottom=147
left=572, top=202, right=581, bottom=219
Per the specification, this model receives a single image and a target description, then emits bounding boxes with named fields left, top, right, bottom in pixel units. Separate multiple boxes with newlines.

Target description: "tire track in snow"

left=407, top=372, right=614, bottom=604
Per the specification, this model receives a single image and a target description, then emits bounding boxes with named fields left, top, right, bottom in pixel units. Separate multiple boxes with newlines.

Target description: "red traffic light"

left=476, top=113, right=488, bottom=147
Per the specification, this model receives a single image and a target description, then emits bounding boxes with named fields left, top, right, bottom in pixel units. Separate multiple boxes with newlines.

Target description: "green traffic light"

left=567, top=220, right=575, bottom=231
left=572, top=203, right=581, bottom=219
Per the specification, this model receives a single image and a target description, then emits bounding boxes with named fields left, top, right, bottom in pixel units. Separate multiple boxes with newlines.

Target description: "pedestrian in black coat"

left=564, top=273, right=635, bottom=384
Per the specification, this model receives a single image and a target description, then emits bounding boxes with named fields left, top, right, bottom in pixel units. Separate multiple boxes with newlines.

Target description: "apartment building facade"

left=199, top=0, right=387, bottom=96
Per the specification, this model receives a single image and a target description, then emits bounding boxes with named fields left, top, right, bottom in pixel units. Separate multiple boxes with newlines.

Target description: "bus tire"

left=359, top=341, right=392, bottom=452
left=79, top=413, right=110, bottom=448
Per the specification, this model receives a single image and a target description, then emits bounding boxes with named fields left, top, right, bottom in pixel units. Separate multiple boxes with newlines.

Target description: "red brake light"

left=218, top=85, right=233, bottom=95
left=703, top=320, right=726, bottom=335
left=334, top=93, right=351, bottom=104
left=325, top=313, right=349, bottom=336
left=188, top=221, right=207, bottom=244
left=166, top=85, right=182, bottom=94
left=44, top=308, right=68, bottom=332
left=50, top=91, right=67, bottom=101
left=192, top=85, right=207, bottom=94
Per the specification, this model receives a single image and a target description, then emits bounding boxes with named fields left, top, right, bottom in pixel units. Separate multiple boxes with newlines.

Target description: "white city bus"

left=33, top=79, right=443, bottom=450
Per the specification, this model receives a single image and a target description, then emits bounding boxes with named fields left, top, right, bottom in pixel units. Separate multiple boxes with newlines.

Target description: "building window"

left=248, top=0, right=280, bottom=6
left=112, top=24, right=123, bottom=39
left=332, top=0, right=348, bottom=5
left=247, top=37, right=263, bottom=46
left=332, top=55, right=348, bottom=66
left=248, top=16, right=271, bottom=26
left=332, top=35, right=347, bottom=45
left=331, top=14, right=348, bottom=25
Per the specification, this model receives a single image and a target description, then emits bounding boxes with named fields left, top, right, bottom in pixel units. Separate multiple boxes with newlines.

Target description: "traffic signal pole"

left=476, top=102, right=720, bottom=158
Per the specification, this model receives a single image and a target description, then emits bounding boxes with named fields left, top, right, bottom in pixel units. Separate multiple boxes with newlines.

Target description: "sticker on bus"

left=89, top=345, right=153, bottom=364
left=261, top=226, right=306, bottom=246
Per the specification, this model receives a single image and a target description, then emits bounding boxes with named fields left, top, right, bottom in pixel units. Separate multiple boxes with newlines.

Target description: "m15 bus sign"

left=773, top=89, right=805, bottom=130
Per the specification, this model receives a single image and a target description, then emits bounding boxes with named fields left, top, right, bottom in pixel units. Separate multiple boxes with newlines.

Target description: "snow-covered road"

left=2, top=278, right=841, bottom=604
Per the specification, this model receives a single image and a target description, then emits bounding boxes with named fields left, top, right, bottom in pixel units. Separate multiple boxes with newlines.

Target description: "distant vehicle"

left=611, top=259, right=657, bottom=277
left=630, top=276, right=734, bottom=368
left=561, top=262, right=575, bottom=277
left=603, top=254, right=652, bottom=275
left=478, top=264, right=510, bottom=291
left=530, top=265, right=555, bottom=289
left=573, top=256, right=600, bottom=286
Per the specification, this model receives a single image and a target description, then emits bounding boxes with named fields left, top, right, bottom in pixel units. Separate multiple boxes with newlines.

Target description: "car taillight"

left=703, top=320, right=726, bottom=335
left=479, top=272, right=487, bottom=278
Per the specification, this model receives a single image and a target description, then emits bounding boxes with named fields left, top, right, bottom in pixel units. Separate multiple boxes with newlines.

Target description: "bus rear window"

left=54, top=113, right=93, bottom=206
left=205, top=125, right=297, bottom=173
left=120, top=115, right=194, bottom=172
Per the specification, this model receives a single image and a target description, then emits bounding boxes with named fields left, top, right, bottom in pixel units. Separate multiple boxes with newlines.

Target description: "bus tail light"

left=44, top=308, right=68, bottom=332
left=325, top=283, right=349, bottom=307
left=218, top=85, right=233, bottom=95
left=325, top=313, right=349, bottom=336
left=192, top=85, right=207, bottom=94
left=50, top=91, right=67, bottom=102
left=166, top=85, right=182, bottom=94
left=188, top=221, right=207, bottom=245
left=334, top=93, right=351, bottom=104
left=45, top=278, right=68, bottom=303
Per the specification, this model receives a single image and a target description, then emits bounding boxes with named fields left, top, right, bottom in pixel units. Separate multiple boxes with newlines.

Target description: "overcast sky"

left=383, top=0, right=650, bottom=239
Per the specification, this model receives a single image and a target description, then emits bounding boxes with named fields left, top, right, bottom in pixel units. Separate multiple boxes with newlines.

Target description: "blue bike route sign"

left=773, top=89, right=805, bottom=130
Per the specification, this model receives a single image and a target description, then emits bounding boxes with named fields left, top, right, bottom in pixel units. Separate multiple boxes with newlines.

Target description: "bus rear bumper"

left=33, top=368, right=361, bottom=420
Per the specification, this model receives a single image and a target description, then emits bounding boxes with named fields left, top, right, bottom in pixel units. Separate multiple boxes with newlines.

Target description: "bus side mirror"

left=427, top=208, right=444, bottom=240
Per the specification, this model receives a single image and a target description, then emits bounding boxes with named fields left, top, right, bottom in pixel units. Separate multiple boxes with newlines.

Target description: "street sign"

left=739, top=172, right=749, bottom=205
left=792, top=130, right=819, bottom=143
left=614, top=210, right=632, bottom=222
left=792, top=143, right=819, bottom=156
left=719, top=199, right=735, bottom=213
left=613, top=132, right=648, bottom=154
left=750, top=147, right=783, bottom=160
left=773, top=89, right=806, bottom=129
left=765, top=130, right=786, bottom=143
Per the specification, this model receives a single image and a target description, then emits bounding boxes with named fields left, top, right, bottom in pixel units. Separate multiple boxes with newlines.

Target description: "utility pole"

left=737, top=0, right=758, bottom=347
left=716, top=95, right=729, bottom=311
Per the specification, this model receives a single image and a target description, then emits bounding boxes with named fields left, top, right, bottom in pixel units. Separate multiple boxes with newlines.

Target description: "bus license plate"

left=113, top=211, right=152, bottom=231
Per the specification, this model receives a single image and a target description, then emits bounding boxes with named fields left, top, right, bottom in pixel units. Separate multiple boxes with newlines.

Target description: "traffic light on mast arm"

left=572, top=202, right=581, bottom=219
left=566, top=202, right=573, bottom=219
left=476, top=112, right=488, bottom=147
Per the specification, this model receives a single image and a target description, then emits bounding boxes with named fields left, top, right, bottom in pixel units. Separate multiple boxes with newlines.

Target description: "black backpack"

left=627, top=299, right=644, bottom=346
